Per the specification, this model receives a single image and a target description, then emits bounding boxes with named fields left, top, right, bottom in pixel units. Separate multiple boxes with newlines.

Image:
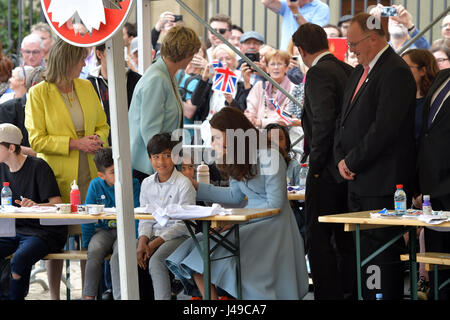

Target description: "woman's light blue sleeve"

left=259, top=149, right=287, bottom=209
left=197, top=179, right=245, bottom=204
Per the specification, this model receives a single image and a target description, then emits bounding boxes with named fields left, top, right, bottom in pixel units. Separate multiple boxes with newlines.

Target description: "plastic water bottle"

left=70, top=180, right=81, bottom=213
left=197, top=162, right=210, bottom=184
left=394, top=184, right=407, bottom=215
left=1, top=182, right=12, bottom=206
left=422, top=195, right=432, bottom=216
left=299, top=163, right=308, bottom=188
left=376, top=293, right=383, bottom=300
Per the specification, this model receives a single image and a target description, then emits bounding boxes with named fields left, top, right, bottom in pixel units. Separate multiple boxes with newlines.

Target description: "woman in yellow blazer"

left=25, top=38, right=109, bottom=300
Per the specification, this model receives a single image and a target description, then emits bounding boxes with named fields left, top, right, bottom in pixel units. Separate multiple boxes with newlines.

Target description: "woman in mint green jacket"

left=129, top=26, right=201, bottom=181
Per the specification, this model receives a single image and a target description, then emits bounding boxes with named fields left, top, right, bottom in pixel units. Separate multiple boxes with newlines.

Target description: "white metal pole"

left=105, top=31, right=140, bottom=300
left=137, top=0, right=153, bottom=74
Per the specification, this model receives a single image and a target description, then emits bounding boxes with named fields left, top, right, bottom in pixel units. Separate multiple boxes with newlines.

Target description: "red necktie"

left=352, top=65, right=370, bottom=102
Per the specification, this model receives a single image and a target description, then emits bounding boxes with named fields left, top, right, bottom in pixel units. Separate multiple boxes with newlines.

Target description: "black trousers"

left=348, top=192, right=407, bottom=300
left=423, top=196, right=450, bottom=301
left=305, top=172, right=356, bottom=300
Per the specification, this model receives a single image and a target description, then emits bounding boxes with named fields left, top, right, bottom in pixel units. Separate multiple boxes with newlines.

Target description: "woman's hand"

left=191, top=54, right=208, bottom=71
left=412, top=194, right=423, bottom=209
left=70, top=135, right=104, bottom=154
left=188, top=176, right=199, bottom=190
left=224, top=93, right=234, bottom=104
left=183, top=100, right=197, bottom=119
left=278, top=117, right=301, bottom=127
left=241, top=63, right=253, bottom=90
left=202, top=63, right=213, bottom=81
left=289, top=57, right=299, bottom=70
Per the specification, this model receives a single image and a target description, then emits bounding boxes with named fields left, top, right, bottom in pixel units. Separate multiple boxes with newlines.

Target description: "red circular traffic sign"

left=41, top=0, right=134, bottom=47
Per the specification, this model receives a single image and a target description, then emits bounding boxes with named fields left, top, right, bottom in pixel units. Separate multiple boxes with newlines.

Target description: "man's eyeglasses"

left=212, top=28, right=229, bottom=35
left=22, top=50, right=41, bottom=55
left=347, top=35, right=371, bottom=48
left=436, top=58, right=449, bottom=63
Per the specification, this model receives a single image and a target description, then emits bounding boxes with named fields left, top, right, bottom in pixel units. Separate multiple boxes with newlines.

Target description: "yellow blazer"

left=25, top=79, right=110, bottom=202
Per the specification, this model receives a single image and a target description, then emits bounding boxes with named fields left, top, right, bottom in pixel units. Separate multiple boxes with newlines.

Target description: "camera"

left=380, top=6, right=398, bottom=17
left=173, top=14, right=183, bottom=22
left=245, top=52, right=260, bottom=62
left=244, top=52, right=260, bottom=72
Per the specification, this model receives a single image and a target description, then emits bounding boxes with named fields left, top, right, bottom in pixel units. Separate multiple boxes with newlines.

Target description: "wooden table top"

left=288, top=192, right=305, bottom=201
left=0, top=207, right=282, bottom=228
left=318, top=210, right=450, bottom=231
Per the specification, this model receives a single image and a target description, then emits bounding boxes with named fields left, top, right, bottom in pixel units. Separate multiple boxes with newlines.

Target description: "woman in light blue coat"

left=128, top=26, right=201, bottom=180
left=166, top=107, right=309, bottom=299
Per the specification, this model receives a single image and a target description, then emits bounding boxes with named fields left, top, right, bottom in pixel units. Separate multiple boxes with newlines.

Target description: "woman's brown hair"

left=160, top=26, right=201, bottom=63
left=209, top=107, right=267, bottom=181
left=401, top=49, right=439, bottom=97
left=44, top=38, right=89, bottom=84
left=0, top=55, right=14, bottom=83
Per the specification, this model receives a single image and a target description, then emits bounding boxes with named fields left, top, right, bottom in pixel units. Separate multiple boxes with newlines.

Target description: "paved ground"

left=26, top=261, right=411, bottom=301
left=25, top=260, right=315, bottom=300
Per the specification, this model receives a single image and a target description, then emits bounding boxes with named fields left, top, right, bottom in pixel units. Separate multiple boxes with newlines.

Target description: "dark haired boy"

left=137, top=133, right=196, bottom=300
left=81, top=147, right=141, bottom=300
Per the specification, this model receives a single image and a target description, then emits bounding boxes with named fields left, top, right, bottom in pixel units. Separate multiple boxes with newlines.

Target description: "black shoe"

left=171, top=280, right=184, bottom=296
left=102, top=289, right=113, bottom=300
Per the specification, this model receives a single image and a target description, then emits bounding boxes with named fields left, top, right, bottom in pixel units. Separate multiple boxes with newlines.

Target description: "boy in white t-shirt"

left=137, top=133, right=196, bottom=300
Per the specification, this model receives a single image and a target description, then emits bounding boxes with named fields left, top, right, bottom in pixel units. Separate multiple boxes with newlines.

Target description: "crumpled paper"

left=142, top=203, right=232, bottom=227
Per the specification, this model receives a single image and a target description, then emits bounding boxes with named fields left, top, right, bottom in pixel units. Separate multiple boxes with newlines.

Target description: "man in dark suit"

left=334, top=13, right=417, bottom=300
left=416, top=69, right=450, bottom=300
left=292, top=23, right=356, bottom=300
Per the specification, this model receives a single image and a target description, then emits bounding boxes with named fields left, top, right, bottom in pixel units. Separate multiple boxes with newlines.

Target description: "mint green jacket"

left=128, top=58, right=183, bottom=175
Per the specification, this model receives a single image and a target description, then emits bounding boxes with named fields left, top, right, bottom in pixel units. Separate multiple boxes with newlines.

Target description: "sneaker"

left=417, top=276, right=430, bottom=300
left=102, top=289, right=113, bottom=300
left=219, top=296, right=236, bottom=300
left=190, top=296, right=202, bottom=300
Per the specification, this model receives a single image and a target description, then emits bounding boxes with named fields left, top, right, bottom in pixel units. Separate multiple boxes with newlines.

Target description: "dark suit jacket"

left=417, top=69, right=450, bottom=198
left=302, top=53, right=353, bottom=183
left=334, top=46, right=417, bottom=197
left=0, top=95, right=29, bottom=147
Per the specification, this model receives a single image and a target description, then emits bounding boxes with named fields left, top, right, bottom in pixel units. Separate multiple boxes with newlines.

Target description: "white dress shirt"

left=138, top=168, right=196, bottom=241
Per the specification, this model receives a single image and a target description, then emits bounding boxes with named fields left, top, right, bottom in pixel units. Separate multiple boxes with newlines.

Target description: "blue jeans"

left=0, top=234, right=50, bottom=300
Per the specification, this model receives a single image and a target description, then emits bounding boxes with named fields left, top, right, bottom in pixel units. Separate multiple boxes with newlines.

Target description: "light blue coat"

left=128, top=58, right=183, bottom=175
left=166, top=150, right=309, bottom=299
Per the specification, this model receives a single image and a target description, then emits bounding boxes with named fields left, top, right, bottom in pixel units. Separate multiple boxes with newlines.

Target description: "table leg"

left=409, top=227, right=417, bottom=300
left=234, top=225, right=242, bottom=300
left=355, top=224, right=362, bottom=300
left=202, top=221, right=211, bottom=300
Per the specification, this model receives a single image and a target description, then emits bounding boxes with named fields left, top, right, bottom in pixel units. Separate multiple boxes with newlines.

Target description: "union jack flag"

left=270, top=99, right=293, bottom=125
left=211, top=60, right=222, bottom=69
left=212, top=61, right=238, bottom=95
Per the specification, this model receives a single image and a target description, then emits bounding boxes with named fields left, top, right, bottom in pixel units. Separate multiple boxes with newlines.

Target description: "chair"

left=400, top=252, right=450, bottom=300
left=41, top=225, right=110, bottom=300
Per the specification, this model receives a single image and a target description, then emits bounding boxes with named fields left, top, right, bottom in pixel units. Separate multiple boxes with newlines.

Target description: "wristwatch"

left=293, top=13, right=300, bottom=19
left=408, top=24, right=415, bottom=32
